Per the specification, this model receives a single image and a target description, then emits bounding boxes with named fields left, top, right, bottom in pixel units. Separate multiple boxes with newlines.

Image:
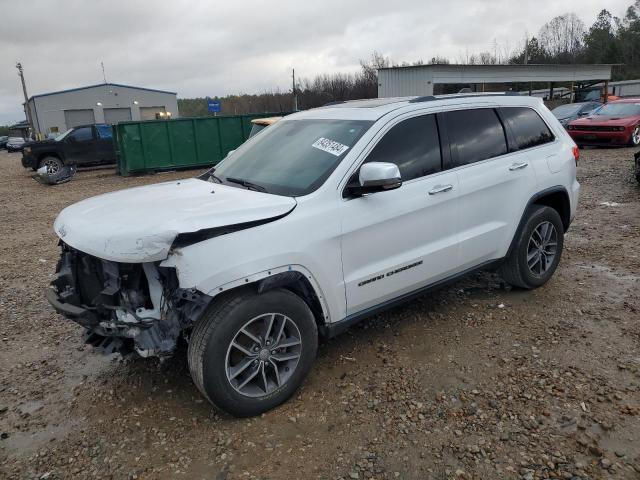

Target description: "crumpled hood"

left=54, top=178, right=296, bottom=262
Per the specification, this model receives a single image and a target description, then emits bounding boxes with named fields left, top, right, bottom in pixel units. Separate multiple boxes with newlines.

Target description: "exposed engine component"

left=48, top=243, right=210, bottom=357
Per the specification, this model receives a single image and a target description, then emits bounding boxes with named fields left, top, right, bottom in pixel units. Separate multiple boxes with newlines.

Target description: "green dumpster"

left=114, top=113, right=289, bottom=176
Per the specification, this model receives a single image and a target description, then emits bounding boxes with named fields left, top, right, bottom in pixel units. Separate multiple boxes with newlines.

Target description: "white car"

left=47, top=93, right=580, bottom=416
left=6, top=136, right=26, bottom=152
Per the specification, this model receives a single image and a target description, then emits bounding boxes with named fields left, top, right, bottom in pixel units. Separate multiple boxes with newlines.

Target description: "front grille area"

left=571, top=125, right=624, bottom=132
left=51, top=243, right=153, bottom=326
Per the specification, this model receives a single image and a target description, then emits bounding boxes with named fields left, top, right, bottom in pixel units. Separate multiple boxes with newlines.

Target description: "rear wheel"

left=500, top=205, right=564, bottom=289
left=188, top=288, right=318, bottom=417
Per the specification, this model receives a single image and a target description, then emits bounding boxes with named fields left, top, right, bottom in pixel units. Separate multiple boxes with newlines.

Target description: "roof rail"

left=409, top=92, right=522, bottom=103
left=408, top=96, right=437, bottom=103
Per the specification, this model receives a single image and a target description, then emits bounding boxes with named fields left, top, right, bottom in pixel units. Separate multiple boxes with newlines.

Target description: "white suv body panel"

left=54, top=94, right=579, bottom=331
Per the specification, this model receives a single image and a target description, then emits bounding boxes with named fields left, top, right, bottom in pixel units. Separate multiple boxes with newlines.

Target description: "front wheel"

left=630, top=126, right=640, bottom=147
left=188, top=288, right=318, bottom=417
left=500, top=205, right=564, bottom=289
left=39, top=156, right=64, bottom=175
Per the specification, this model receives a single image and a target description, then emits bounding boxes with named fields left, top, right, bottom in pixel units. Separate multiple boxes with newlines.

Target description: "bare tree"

left=538, top=13, right=585, bottom=62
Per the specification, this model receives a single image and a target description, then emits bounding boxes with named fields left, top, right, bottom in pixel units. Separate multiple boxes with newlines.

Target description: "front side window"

left=444, top=108, right=507, bottom=167
left=208, top=119, right=372, bottom=197
left=364, top=114, right=442, bottom=181
left=69, top=127, right=93, bottom=142
left=500, top=107, right=554, bottom=151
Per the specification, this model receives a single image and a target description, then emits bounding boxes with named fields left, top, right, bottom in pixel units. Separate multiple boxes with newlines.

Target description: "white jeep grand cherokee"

left=47, top=93, right=580, bottom=416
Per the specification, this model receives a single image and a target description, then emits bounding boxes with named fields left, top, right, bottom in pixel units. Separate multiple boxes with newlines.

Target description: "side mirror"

left=347, top=162, right=402, bottom=196
left=226, top=149, right=235, bottom=157
left=66, top=136, right=76, bottom=143
left=578, top=111, right=589, bottom=117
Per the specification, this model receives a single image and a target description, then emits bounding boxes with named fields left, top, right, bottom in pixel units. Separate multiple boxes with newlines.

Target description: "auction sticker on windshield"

left=312, top=137, right=349, bottom=157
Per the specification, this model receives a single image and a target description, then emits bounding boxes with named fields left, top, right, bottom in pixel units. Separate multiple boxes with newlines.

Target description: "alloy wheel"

left=633, top=126, right=640, bottom=145
left=527, top=221, right=558, bottom=276
left=43, top=159, right=61, bottom=175
left=225, top=313, right=302, bottom=398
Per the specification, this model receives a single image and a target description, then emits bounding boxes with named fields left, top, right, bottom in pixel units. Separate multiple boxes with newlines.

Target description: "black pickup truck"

left=22, top=124, right=116, bottom=173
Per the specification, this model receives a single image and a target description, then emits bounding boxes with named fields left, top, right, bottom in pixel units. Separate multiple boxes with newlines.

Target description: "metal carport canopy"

left=429, top=64, right=611, bottom=83
left=377, top=64, right=615, bottom=97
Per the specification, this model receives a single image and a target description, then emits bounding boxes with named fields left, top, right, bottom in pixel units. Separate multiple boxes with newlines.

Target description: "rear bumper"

left=569, top=179, right=580, bottom=227
left=568, top=130, right=631, bottom=146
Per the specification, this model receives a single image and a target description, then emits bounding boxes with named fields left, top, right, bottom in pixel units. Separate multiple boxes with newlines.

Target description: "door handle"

left=509, top=162, right=529, bottom=171
left=428, top=184, right=453, bottom=195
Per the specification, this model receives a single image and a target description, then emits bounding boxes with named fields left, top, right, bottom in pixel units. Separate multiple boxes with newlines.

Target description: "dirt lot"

left=0, top=147, right=639, bottom=480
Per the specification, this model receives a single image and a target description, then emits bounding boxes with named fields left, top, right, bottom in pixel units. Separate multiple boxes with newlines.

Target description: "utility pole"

left=292, top=68, right=298, bottom=112
left=101, top=61, right=108, bottom=84
left=16, top=62, right=33, bottom=135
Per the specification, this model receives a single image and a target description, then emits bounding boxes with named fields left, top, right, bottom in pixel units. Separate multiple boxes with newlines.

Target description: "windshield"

left=54, top=128, right=73, bottom=141
left=206, top=119, right=373, bottom=196
left=552, top=104, right=582, bottom=118
left=593, top=103, right=640, bottom=117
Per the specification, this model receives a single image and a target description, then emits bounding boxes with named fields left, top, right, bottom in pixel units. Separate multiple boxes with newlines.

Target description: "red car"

left=567, top=98, right=640, bottom=147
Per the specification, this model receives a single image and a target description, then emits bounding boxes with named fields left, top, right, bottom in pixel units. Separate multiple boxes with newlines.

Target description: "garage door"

left=140, top=106, right=166, bottom=121
left=103, top=108, right=132, bottom=124
left=64, top=109, right=95, bottom=128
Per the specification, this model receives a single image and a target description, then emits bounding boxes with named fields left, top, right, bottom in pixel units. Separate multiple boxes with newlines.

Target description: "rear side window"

left=499, top=107, right=554, bottom=151
left=96, top=124, right=112, bottom=139
left=444, top=108, right=507, bottom=168
left=365, top=114, right=441, bottom=181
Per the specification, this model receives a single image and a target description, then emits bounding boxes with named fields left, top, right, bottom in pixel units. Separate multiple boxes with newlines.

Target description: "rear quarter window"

left=499, top=107, right=555, bottom=151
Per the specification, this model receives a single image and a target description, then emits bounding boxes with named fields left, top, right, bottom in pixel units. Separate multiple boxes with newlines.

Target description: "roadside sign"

left=207, top=100, right=221, bottom=113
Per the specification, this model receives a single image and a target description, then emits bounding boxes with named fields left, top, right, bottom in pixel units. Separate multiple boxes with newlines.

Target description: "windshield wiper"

left=225, top=177, right=267, bottom=192
left=200, top=169, right=223, bottom=183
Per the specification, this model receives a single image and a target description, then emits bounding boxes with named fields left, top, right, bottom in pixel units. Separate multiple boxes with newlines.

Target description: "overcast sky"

left=0, top=0, right=632, bottom=125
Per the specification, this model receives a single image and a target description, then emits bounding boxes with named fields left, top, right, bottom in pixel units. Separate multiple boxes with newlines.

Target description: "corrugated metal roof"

left=29, top=82, right=176, bottom=100
left=378, top=63, right=620, bottom=71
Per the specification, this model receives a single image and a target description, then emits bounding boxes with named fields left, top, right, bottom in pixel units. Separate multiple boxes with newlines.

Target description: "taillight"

left=572, top=145, right=580, bottom=164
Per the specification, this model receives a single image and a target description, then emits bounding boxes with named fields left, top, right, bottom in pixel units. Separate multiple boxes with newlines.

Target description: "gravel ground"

left=0, top=147, right=639, bottom=480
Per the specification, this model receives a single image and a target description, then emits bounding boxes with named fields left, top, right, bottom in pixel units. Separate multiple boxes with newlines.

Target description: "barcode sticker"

left=312, top=137, right=349, bottom=157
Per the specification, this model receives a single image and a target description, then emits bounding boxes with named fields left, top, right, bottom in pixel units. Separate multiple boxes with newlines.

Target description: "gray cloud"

left=0, top=0, right=631, bottom=124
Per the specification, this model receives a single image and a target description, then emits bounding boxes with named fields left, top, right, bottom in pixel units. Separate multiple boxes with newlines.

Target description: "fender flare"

left=201, top=264, right=331, bottom=323
left=506, top=185, right=571, bottom=258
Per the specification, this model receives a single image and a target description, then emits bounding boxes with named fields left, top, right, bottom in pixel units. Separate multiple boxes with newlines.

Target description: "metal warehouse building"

left=26, top=83, right=179, bottom=136
left=377, top=64, right=614, bottom=98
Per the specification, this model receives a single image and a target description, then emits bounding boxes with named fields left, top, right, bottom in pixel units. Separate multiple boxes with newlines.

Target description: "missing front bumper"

left=46, top=244, right=210, bottom=357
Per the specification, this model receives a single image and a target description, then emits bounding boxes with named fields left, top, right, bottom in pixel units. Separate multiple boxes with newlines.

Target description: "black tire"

left=188, top=288, right=318, bottom=417
left=500, top=205, right=564, bottom=289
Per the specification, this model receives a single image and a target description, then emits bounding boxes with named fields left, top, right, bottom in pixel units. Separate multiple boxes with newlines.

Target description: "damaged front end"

left=46, top=243, right=210, bottom=357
